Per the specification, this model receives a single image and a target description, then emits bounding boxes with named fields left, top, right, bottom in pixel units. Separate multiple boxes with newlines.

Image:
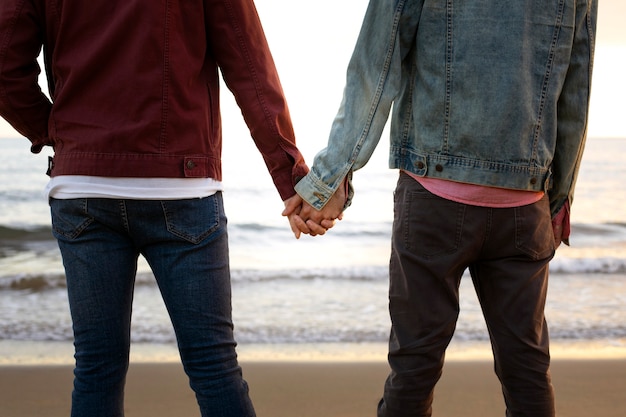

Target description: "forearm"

left=205, top=0, right=308, bottom=200
left=549, top=0, right=597, bottom=216
left=297, top=0, right=416, bottom=209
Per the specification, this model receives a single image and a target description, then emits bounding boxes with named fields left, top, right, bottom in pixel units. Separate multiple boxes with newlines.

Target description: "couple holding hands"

left=0, top=0, right=596, bottom=416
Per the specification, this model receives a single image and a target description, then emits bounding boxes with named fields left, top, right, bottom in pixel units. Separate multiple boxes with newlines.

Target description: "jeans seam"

left=118, top=200, right=130, bottom=234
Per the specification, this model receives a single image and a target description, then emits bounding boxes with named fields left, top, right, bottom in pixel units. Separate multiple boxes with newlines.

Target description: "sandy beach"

left=0, top=358, right=624, bottom=417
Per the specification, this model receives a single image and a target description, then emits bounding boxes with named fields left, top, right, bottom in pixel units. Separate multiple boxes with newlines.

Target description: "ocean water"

left=1, top=135, right=625, bottom=363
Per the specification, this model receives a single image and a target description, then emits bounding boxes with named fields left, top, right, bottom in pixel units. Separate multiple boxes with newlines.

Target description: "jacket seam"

left=348, top=0, right=405, bottom=174
left=532, top=0, right=566, bottom=166
left=444, top=0, right=453, bottom=152
left=224, top=0, right=283, bottom=149
left=159, top=0, right=171, bottom=154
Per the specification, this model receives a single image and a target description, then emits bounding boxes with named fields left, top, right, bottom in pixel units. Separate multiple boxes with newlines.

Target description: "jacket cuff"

left=29, top=136, right=52, bottom=154
left=295, top=170, right=353, bottom=211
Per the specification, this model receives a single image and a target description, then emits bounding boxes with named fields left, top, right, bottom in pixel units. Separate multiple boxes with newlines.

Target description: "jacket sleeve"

left=203, top=0, right=308, bottom=201
left=0, top=0, right=51, bottom=153
left=295, top=0, right=422, bottom=210
left=549, top=0, right=598, bottom=217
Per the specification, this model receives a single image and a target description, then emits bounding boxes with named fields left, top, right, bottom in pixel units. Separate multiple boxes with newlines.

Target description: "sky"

left=585, top=0, right=626, bottom=138
left=0, top=0, right=624, bottom=140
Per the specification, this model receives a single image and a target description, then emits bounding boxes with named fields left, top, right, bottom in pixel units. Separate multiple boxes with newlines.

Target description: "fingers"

left=283, top=195, right=306, bottom=239
left=292, top=214, right=339, bottom=237
left=306, top=219, right=328, bottom=236
left=286, top=214, right=302, bottom=239
left=292, top=214, right=313, bottom=236
left=320, top=218, right=337, bottom=229
left=282, top=194, right=303, bottom=216
left=283, top=193, right=344, bottom=238
left=299, top=215, right=341, bottom=236
left=293, top=215, right=326, bottom=237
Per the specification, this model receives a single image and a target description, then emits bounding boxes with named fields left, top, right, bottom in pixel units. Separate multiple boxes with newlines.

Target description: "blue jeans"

left=378, top=173, right=556, bottom=417
left=50, top=193, right=256, bottom=417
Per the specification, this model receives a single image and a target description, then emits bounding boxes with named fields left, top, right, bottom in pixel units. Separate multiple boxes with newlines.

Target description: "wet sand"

left=0, top=359, right=624, bottom=416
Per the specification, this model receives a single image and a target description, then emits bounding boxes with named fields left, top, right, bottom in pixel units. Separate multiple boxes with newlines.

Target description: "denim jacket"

left=296, top=0, right=597, bottom=216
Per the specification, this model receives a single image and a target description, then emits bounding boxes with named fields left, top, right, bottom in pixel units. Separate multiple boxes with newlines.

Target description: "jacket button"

left=313, top=192, right=327, bottom=202
left=186, top=160, right=196, bottom=170
left=435, top=164, right=443, bottom=172
left=530, top=177, right=537, bottom=185
left=416, top=161, right=425, bottom=169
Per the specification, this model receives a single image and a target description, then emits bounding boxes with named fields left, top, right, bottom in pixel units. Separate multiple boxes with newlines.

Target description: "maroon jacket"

left=0, top=0, right=308, bottom=200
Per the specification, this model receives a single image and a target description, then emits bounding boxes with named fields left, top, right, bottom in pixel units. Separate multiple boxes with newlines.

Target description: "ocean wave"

left=0, top=268, right=387, bottom=292
left=231, top=223, right=282, bottom=233
left=0, top=273, right=67, bottom=291
left=2, top=220, right=624, bottom=247
left=573, top=222, right=626, bottom=234
left=0, top=225, right=54, bottom=242
left=1, top=268, right=624, bottom=345
left=550, top=257, right=626, bottom=274
left=2, top=258, right=625, bottom=292
left=0, top=271, right=160, bottom=292
left=230, top=266, right=388, bottom=283
left=3, top=323, right=626, bottom=345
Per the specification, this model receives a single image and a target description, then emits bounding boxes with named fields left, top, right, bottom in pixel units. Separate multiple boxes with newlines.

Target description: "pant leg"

left=470, top=196, right=556, bottom=417
left=378, top=174, right=483, bottom=417
left=50, top=198, right=138, bottom=417
left=136, top=194, right=256, bottom=417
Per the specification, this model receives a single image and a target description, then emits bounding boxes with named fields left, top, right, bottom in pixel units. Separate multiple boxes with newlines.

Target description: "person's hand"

left=283, top=194, right=304, bottom=239
left=551, top=201, right=570, bottom=249
left=282, top=180, right=346, bottom=237
left=283, top=195, right=337, bottom=238
left=297, top=186, right=345, bottom=236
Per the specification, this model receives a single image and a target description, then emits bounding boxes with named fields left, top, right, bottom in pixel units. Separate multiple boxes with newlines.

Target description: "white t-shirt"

left=45, top=176, right=223, bottom=200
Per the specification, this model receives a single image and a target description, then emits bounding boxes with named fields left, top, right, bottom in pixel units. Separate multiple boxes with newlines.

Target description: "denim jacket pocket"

left=161, top=193, right=223, bottom=244
left=49, top=198, right=94, bottom=240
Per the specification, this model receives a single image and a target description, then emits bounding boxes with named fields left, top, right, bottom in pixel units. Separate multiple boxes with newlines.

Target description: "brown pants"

left=378, top=173, right=556, bottom=417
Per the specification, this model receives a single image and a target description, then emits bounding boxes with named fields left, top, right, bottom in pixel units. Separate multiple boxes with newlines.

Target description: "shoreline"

left=2, top=338, right=626, bottom=366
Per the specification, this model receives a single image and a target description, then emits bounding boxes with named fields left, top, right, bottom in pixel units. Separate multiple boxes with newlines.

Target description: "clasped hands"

left=282, top=182, right=347, bottom=239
